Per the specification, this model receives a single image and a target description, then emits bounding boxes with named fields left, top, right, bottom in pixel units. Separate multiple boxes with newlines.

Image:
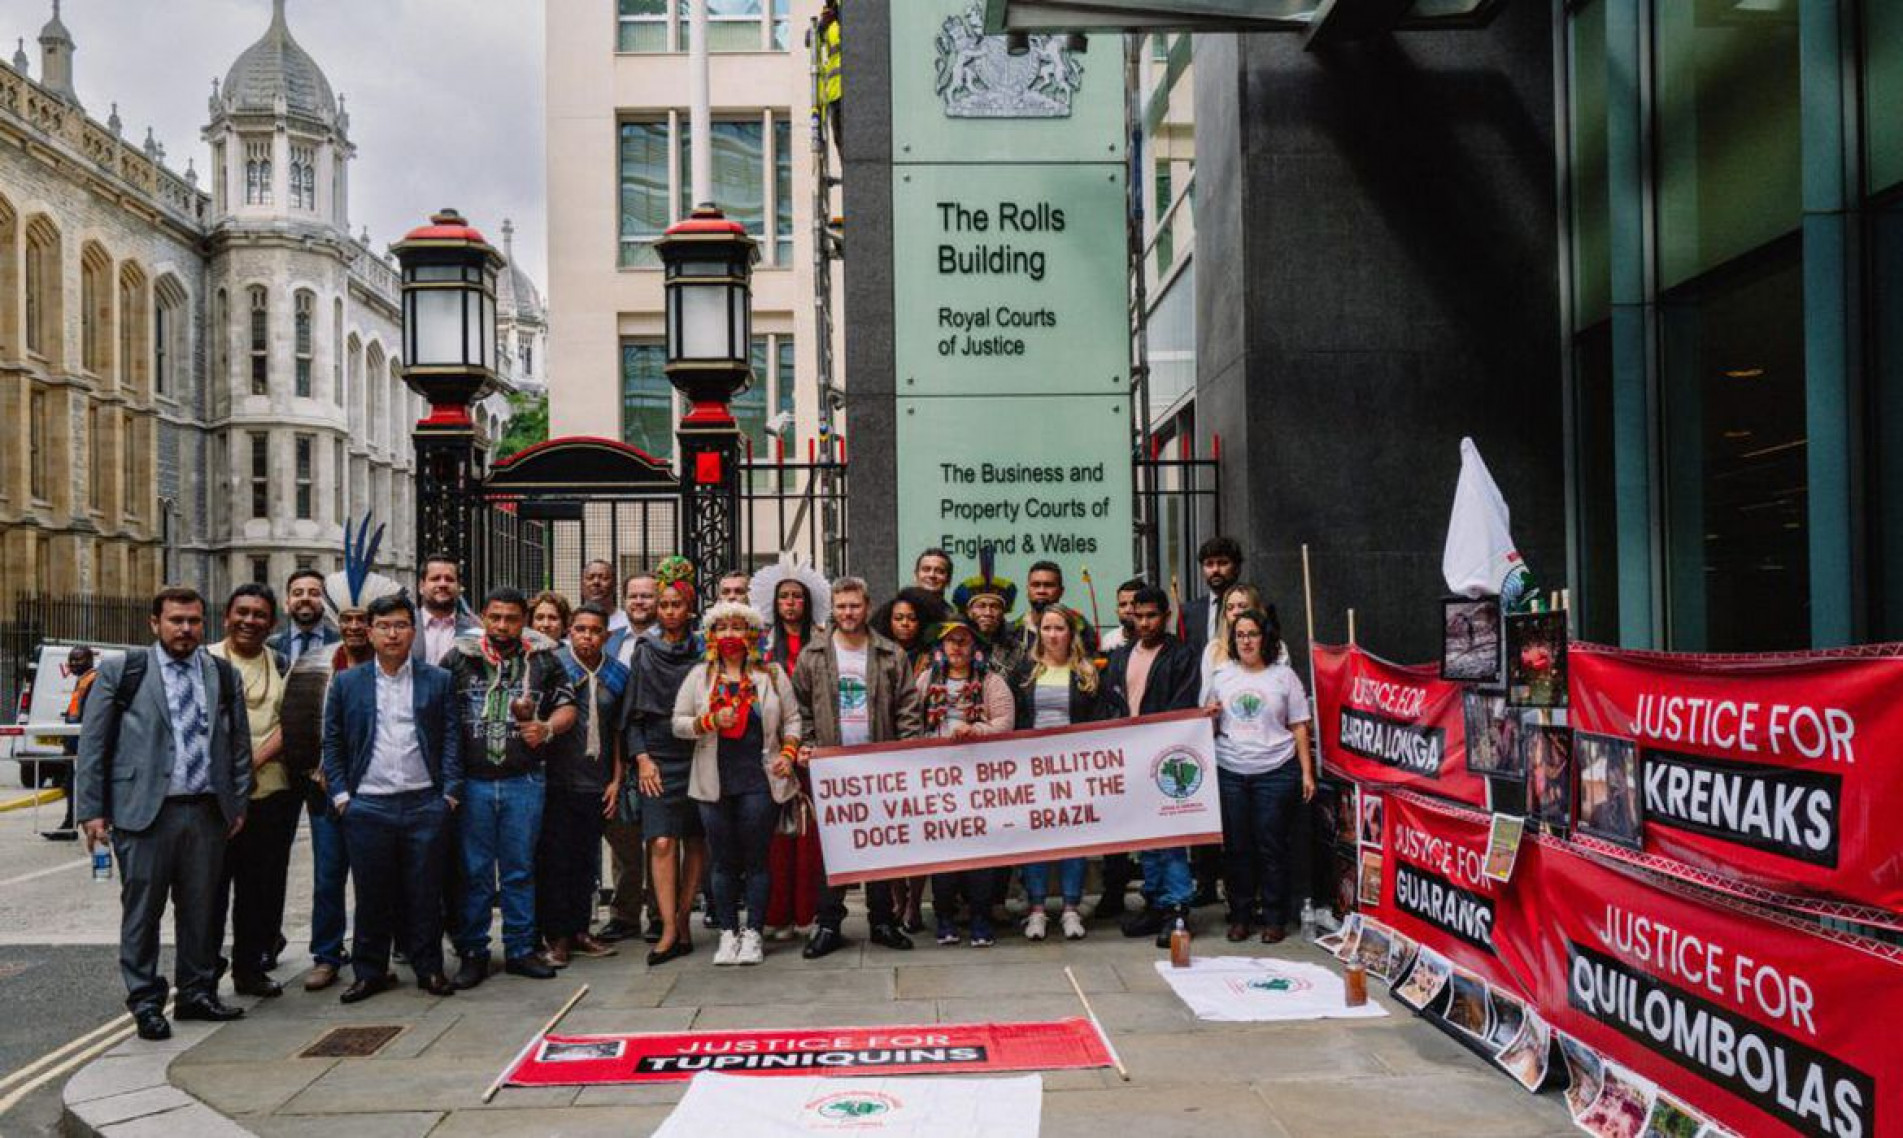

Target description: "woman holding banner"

left=1009, top=605, right=1120, bottom=941
left=1203, top=608, right=1314, bottom=944
left=673, top=602, right=803, bottom=966
left=915, top=617, right=1015, bottom=946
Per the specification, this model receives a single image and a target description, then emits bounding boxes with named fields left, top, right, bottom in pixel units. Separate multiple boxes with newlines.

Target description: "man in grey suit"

left=77, top=586, right=254, bottom=1041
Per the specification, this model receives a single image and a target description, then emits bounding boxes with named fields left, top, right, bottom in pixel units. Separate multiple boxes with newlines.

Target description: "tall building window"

left=88, top=405, right=104, bottom=512
left=250, top=556, right=270, bottom=585
left=773, top=116, right=792, bottom=265
left=333, top=436, right=344, bottom=521
left=618, top=119, right=670, bottom=268
left=294, top=290, right=314, bottom=397
left=618, top=0, right=666, bottom=51
left=28, top=389, right=47, bottom=500
left=212, top=141, right=226, bottom=215
left=250, top=431, right=270, bottom=518
left=295, top=434, right=314, bottom=519
left=23, top=216, right=58, bottom=360
left=80, top=244, right=111, bottom=377
left=619, top=0, right=787, bottom=52
left=118, top=264, right=149, bottom=396
left=622, top=113, right=794, bottom=268
left=290, top=146, right=317, bottom=211
left=122, top=416, right=139, bottom=522
left=620, top=339, right=673, bottom=459
left=211, top=288, right=230, bottom=418
left=249, top=286, right=269, bottom=395
left=366, top=343, right=386, bottom=446
left=245, top=142, right=273, bottom=206
left=332, top=298, right=344, bottom=405
left=154, top=277, right=184, bottom=398
left=679, top=119, right=766, bottom=246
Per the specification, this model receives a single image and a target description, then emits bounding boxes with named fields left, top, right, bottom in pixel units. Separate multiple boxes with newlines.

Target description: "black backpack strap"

left=114, top=650, right=149, bottom=712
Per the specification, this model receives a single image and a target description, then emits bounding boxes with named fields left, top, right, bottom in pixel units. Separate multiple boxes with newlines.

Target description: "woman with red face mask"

left=673, top=602, right=803, bottom=966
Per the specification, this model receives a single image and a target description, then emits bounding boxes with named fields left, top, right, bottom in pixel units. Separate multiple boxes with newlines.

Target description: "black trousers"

left=536, top=787, right=604, bottom=941
left=222, top=789, right=301, bottom=975
left=114, top=797, right=227, bottom=1013
left=343, top=789, right=451, bottom=982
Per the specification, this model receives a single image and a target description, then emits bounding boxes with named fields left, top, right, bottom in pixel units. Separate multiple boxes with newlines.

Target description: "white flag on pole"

left=651, top=1073, right=1044, bottom=1137
left=1441, top=437, right=1535, bottom=611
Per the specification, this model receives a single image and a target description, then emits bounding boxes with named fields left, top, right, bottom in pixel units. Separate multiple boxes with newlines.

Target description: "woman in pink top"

left=914, top=616, right=1014, bottom=946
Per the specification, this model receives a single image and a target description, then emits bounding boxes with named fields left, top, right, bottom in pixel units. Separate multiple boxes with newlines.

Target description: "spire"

left=273, top=0, right=289, bottom=28
left=38, top=0, right=79, bottom=106
left=12, top=38, right=27, bottom=74
left=502, top=218, right=516, bottom=259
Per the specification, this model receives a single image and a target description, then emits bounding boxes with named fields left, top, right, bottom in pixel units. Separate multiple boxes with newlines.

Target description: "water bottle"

left=91, top=846, right=113, bottom=882
left=1300, top=899, right=1318, bottom=941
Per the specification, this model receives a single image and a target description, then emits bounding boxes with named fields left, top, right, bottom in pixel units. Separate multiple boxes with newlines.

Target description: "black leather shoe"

left=1120, top=906, right=1166, bottom=938
left=134, top=1008, right=172, bottom=1041
left=174, top=995, right=244, bottom=1022
left=417, top=973, right=456, bottom=997
left=231, top=972, right=283, bottom=998
left=1155, top=907, right=1190, bottom=949
left=451, top=955, right=490, bottom=990
left=505, top=954, right=557, bottom=979
left=340, top=974, right=397, bottom=1005
left=868, top=924, right=914, bottom=951
left=802, top=927, right=847, bottom=960
left=644, top=916, right=665, bottom=944
left=595, top=918, right=640, bottom=943
left=646, top=940, right=693, bottom=967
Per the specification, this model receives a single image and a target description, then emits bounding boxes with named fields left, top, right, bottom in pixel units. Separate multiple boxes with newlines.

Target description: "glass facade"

left=620, top=114, right=794, bottom=269
left=1563, top=0, right=1895, bottom=648
left=619, top=340, right=673, bottom=459
left=619, top=0, right=788, bottom=52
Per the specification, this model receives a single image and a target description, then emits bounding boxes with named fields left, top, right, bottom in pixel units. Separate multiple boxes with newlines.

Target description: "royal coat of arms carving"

left=933, top=2, right=1083, bottom=119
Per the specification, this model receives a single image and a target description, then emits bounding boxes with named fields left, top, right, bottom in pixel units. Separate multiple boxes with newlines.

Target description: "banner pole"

left=1347, top=608, right=1357, bottom=647
left=1081, top=566, right=1104, bottom=637
left=1301, top=543, right=1317, bottom=697
left=483, top=983, right=590, bottom=1103
left=1064, top=966, right=1129, bottom=1082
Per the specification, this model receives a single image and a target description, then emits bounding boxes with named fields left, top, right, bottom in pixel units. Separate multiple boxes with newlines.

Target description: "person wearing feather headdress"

left=750, top=555, right=830, bottom=940
left=950, top=546, right=1023, bottom=678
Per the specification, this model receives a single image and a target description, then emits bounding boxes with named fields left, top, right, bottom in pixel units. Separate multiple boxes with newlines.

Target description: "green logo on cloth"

left=819, top=1099, right=890, bottom=1119
left=1248, top=978, right=1295, bottom=992
left=837, top=676, right=869, bottom=712
left=1230, top=691, right=1265, bottom=722
left=1151, top=747, right=1206, bottom=800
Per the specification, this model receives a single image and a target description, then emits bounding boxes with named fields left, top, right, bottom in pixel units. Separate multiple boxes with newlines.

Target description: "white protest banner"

left=811, top=709, right=1221, bottom=885
left=1154, top=957, right=1391, bottom=1023
left=651, top=1072, right=1043, bottom=1137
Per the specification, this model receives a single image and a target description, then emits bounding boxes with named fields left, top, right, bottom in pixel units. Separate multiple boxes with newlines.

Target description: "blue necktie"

left=295, top=630, right=313, bottom=663
left=169, top=659, right=210, bottom=793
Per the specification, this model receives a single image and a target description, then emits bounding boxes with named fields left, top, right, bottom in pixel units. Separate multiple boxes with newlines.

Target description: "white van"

left=3, top=641, right=131, bottom=786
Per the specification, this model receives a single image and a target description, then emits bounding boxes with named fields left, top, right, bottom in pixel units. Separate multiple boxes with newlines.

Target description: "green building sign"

left=891, top=0, right=1133, bottom=612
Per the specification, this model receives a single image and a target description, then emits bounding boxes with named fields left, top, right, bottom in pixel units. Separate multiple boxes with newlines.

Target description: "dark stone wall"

left=1196, top=4, right=1565, bottom=664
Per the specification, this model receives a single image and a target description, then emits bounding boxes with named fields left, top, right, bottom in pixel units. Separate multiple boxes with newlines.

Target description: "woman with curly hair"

left=672, top=602, right=802, bottom=966
left=872, top=587, right=949, bottom=676
left=1008, top=605, right=1119, bottom=941
left=915, top=616, right=1014, bottom=946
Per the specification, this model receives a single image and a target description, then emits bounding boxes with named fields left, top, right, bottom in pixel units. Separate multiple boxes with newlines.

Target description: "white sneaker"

left=1061, top=910, right=1087, bottom=940
left=737, top=928, right=765, bottom=965
left=714, top=930, right=740, bottom=965
left=1024, top=910, right=1049, bottom=941
left=766, top=924, right=797, bottom=942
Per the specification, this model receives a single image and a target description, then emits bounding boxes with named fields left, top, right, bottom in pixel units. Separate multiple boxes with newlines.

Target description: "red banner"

left=1313, top=644, right=1489, bottom=808
left=1569, top=642, right=1903, bottom=921
left=504, top=1019, right=1115, bottom=1086
left=1365, top=789, right=1903, bottom=1138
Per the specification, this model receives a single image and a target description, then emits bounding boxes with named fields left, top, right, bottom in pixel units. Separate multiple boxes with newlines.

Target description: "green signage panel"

left=894, top=163, right=1127, bottom=398
left=896, top=394, right=1134, bottom=619
left=890, top=0, right=1125, bottom=165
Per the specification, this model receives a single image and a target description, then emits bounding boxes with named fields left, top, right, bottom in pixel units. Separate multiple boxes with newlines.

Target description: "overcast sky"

left=1, top=0, right=547, bottom=283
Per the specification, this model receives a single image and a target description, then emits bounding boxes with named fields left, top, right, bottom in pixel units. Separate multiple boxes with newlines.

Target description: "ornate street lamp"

left=655, top=204, right=758, bottom=606
left=393, top=208, right=505, bottom=573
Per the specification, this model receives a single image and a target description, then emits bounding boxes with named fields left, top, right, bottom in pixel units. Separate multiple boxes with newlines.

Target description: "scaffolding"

left=805, top=15, right=848, bottom=576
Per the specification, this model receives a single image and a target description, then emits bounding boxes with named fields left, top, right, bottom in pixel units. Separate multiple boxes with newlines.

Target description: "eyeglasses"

left=371, top=622, right=413, bottom=633
left=1234, top=631, right=1264, bottom=640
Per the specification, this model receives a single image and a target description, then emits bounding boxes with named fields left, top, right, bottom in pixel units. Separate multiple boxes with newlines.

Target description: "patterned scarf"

left=922, top=660, right=986, bottom=735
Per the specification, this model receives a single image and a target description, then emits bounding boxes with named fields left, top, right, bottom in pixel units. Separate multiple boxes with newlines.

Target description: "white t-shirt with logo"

left=835, top=641, right=871, bottom=747
left=1202, top=662, right=1310, bottom=775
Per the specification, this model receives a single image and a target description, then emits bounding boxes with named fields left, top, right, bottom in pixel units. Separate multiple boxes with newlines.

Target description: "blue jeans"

left=1140, top=847, right=1194, bottom=909
left=342, top=789, right=451, bottom=982
left=1217, top=763, right=1302, bottom=925
left=698, top=790, right=775, bottom=933
left=307, top=799, right=351, bottom=967
left=459, top=772, right=545, bottom=960
left=1022, top=858, right=1086, bottom=907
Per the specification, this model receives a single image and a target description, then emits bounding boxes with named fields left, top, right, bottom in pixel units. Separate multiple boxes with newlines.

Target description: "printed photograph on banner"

left=1575, top=1062, right=1655, bottom=1138
left=1527, top=722, right=1574, bottom=835
left=1640, top=1093, right=1709, bottom=1138
left=1574, top=732, right=1643, bottom=849
left=1316, top=780, right=1356, bottom=850
left=1441, top=597, right=1503, bottom=683
left=1386, top=931, right=1418, bottom=986
left=1358, top=792, right=1385, bottom=847
left=1484, top=988, right=1527, bottom=1051
left=1443, top=970, right=1492, bottom=1040
left=1463, top=690, right=1525, bottom=779
left=1505, top=610, right=1569, bottom=708
left=1333, top=913, right=1364, bottom=962
left=1314, top=928, right=1347, bottom=954
left=1357, top=847, right=1384, bottom=907
left=1352, top=920, right=1395, bottom=981
left=1335, top=783, right=1360, bottom=847
left=540, top=1040, right=626, bottom=1062
left=1559, top=1033, right=1607, bottom=1118
left=1496, top=1010, right=1551, bottom=1091
left=1483, top=813, right=1524, bottom=883
left=1393, top=948, right=1452, bottom=1010
left=1332, top=846, right=1359, bottom=919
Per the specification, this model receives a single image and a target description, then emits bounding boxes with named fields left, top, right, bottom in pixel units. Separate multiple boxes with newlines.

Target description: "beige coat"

left=672, top=662, right=802, bottom=804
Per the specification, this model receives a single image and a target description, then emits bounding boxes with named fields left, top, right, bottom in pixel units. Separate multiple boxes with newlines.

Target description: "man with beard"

left=414, top=554, right=479, bottom=667
left=539, top=604, right=627, bottom=965
left=1097, top=578, right=1145, bottom=653
left=267, top=569, right=338, bottom=671
left=1183, top=537, right=1243, bottom=656
left=444, top=589, right=578, bottom=987
left=579, top=560, right=621, bottom=630
left=609, top=574, right=660, bottom=667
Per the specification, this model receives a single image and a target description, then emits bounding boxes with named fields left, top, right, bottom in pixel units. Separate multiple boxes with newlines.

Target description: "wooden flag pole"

left=1064, top=966, right=1129, bottom=1081
left=483, top=983, right=590, bottom=1103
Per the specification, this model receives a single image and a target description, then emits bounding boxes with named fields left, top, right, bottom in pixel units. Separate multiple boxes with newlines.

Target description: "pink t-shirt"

left=1126, top=641, right=1162, bottom=715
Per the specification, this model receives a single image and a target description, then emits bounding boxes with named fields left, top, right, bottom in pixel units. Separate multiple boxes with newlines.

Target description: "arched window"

left=23, top=216, right=60, bottom=363
left=154, top=276, right=186, bottom=398
left=248, top=286, right=269, bottom=395
left=331, top=298, right=344, bottom=405
left=346, top=333, right=363, bottom=430
left=80, top=243, right=112, bottom=377
left=0, top=194, right=18, bottom=359
left=293, top=289, right=314, bottom=397
left=365, top=342, right=386, bottom=446
left=245, top=142, right=273, bottom=206
left=289, top=146, right=316, bottom=211
left=118, top=262, right=149, bottom=396
left=211, top=288, right=229, bottom=418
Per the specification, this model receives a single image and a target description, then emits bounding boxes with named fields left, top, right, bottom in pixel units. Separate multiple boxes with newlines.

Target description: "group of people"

left=71, top=533, right=1315, bottom=1043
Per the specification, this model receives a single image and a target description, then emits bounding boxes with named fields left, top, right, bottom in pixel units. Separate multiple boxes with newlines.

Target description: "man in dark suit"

left=76, top=586, right=253, bottom=1042
left=1101, top=585, right=1204, bottom=945
left=321, top=594, right=465, bottom=1003
left=267, top=569, right=339, bottom=672
left=1182, top=536, right=1243, bottom=657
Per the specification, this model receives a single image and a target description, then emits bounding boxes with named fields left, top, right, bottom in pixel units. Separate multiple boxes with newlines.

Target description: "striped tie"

left=169, top=659, right=210, bottom=794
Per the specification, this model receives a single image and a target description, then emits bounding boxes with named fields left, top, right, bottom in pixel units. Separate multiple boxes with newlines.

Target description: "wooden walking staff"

left=1169, top=573, right=1187, bottom=639
left=483, top=984, right=590, bottom=1103
left=1064, top=966, right=1130, bottom=1081
left=1080, top=566, right=1104, bottom=637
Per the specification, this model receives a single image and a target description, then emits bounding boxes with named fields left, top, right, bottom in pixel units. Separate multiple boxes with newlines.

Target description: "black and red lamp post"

left=655, top=205, right=758, bottom=607
left=393, top=208, right=504, bottom=571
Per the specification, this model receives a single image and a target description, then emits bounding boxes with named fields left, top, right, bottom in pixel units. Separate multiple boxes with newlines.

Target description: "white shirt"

left=614, top=622, right=659, bottom=667
left=609, top=609, right=632, bottom=634
left=1099, top=626, right=1129, bottom=652
left=1203, top=661, right=1310, bottom=775
left=835, top=639, right=871, bottom=747
left=421, top=610, right=461, bottom=667
left=341, top=660, right=433, bottom=802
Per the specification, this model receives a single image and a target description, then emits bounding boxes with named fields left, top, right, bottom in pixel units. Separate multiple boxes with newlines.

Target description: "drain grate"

left=300, top=1024, right=405, bottom=1058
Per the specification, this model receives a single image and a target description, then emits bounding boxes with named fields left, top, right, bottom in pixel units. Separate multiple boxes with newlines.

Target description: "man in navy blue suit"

left=321, top=594, right=465, bottom=1003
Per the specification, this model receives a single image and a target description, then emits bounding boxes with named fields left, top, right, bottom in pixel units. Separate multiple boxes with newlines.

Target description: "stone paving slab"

left=1256, top=1071, right=1577, bottom=1137
left=247, top=1111, right=444, bottom=1138
left=1043, top=1081, right=1295, bottom=1138
left=171, top=1058, right=337, bottom=1117
left=65, top=1086, right=196, bottom=1129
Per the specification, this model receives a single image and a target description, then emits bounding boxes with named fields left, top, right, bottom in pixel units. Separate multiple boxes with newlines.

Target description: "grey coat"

left=75, top=646, right=255, bottom=832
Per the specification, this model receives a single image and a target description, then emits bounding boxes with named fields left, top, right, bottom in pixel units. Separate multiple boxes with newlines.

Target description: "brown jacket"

left=791, top=630, right=923, bottom=748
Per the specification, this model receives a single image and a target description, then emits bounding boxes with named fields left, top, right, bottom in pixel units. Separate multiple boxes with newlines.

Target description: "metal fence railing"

left=1, top=593, right=152, bottom=718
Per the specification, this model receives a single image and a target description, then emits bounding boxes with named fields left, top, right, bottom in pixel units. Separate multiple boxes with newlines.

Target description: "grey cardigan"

left=671, top=663, right=802, bottom=804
